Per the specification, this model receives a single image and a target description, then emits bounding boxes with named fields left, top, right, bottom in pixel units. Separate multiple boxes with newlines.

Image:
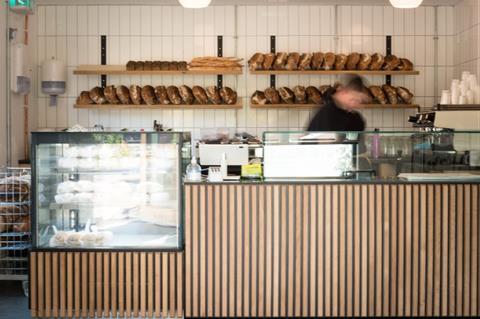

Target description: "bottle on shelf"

left=186, top=156, right=202, bottom=182
left=371, top=128, right=380, bottom=160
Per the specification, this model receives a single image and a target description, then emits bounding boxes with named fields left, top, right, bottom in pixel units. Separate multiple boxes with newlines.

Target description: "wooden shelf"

left=73, top=65, right=243, bottom=75
left=251, top=103, right=419, bottom=109
left=250, top=70, right=419, bottom=76
left=74, top=103, right=243, bottom=110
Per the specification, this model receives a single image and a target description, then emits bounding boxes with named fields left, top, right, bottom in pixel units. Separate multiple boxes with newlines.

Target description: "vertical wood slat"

left=74, top=253, right=81, bottom=318
left=30, top=252, right=37, bottom=318
left=52, top=253, right=58, bottom=317
left=118, top=252, right=125, bottom=318
left=214, top=185, right=222, bottom=318
left=67, top=253, right=73, bottom=318
left=147, top=253, right=153, bottom=319
left=111, top=252, right=118, bottom=318
left=81, top=253, right=88, bottom=318
left=88, top=252, right=95, bottom=318
left=44, top=252, right=51, bottom=318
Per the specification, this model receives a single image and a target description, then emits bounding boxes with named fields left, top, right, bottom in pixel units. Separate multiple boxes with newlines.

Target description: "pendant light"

left=389, top=0, right=423, bottom=9
left=178, top=0, right=212, bottom=8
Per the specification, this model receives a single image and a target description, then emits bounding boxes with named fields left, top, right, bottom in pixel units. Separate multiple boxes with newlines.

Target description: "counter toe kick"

left=30, top=182, right=480, bottom=318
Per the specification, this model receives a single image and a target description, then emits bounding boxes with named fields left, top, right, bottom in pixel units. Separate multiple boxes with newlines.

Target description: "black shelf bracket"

left=217, top=35, right=223, bottom=88
left=270, top=35, right=276, bottom=88
left=101, top=35, right=107, bottom=88
left=386, top=35, right=392, bottom=85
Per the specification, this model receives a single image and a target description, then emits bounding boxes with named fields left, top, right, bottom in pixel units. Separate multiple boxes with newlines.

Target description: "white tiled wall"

left=454, top=0, right=480, bottom=78
left=34, top=4, right=455, bottom=138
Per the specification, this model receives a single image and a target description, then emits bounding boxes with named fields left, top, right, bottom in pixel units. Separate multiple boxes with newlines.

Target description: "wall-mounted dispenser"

left=10, top=43, right=31, bottom=94
left=41, top=57, right=66, bottom=107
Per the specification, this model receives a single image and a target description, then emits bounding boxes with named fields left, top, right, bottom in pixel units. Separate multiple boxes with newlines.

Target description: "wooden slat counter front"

left=185, top=182, right=480, bottom=317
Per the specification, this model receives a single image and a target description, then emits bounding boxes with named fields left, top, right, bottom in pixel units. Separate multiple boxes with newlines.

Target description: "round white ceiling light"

left=389, top=0, right=424, bottom=9
left=178, top=0, right=212, bottom=9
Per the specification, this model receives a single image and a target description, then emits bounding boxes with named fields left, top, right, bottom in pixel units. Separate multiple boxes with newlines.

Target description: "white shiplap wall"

left=455, top=0, right=480, bottom=78
left=35, top=4, right=455, bottom=137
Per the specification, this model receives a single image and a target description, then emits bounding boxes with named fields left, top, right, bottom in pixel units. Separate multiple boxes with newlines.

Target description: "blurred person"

left=307, top=75, right=371, bottom=131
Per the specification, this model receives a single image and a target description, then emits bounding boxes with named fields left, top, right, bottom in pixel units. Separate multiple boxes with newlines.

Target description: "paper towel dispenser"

left=10, top=43, right=31, bottom=94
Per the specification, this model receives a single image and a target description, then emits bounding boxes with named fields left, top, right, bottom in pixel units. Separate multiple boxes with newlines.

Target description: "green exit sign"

left=9, top=0, right=34, bottom=14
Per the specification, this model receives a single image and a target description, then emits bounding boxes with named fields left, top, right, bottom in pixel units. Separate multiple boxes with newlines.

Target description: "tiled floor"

left=0, top=281, right=30, bottom=319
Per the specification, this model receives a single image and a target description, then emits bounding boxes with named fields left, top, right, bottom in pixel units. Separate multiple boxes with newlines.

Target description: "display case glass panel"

left=32, top=132, right=183, bottom=250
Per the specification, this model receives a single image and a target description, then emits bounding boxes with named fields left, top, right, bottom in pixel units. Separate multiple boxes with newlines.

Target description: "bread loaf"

left=369, top=86, right=388, bottom=104
left=346, top=53, right=361, bottom=70
left=396, top=87, right=414, bottom=104
left=248, top=53, right=265, bottom=71
left=141, top=85, right=157, bottom=105
left=116, top=86, right=132, bottom=104
left=76, top=91, right=93, bottom=105
left=334, top=54, right=348, bottom=70
left=206, top=86, right=223, bottom=104
left=382, top=55, right=401, bottom=71
left=323, top=52, right=336, bottom=70
left=369, top=53, right=384, bottom=70
left=167, top=86, right=183, bottom=105
left=126, top=61, right=136, bottom=71
left=273, top=52, right=288, bottom=70
left=144, top=61, right=153, bottom=71
left=251, top=91, right=268, bottom=105
left=262, top=53, right=275, bottom=70
left=357, top=54, right=372, bottom=70
left=311, top=52, right=325, bottom=70
left=130, top=85, right=143, bottom=105
left=319, top=85, right=335, bottom=96
left=89, top=87, right=106, bottom=104
left=278, top=87, right=295, bottom=104
left=192, top=86, right=209, bottom=104
left=160, top=62, right=169, bottom=71
left=298, top=53, right=313, bottom=70
left=264, top=87, right=281, bottom=104
left=397, top=58, right=413, bottom=71
left=219, top=87, right=237, bottom=105
left=178, top=61, right=188, bottom=71
left=382, top=85, right=398, bottom=104
left=155, top=86, right=171, bottom=104
left=135, top=61, right=145, bottom=71
left=285, top=52, right=301, bottom=71
left=152, top=61, right=161, bottom=70
left=306, top=86, right=323, bottom=104
left=293, top=86, right=307, bottom=104
left=104, top=85, right=120, bottom=104
left=179, top=85, right=195, bottom=104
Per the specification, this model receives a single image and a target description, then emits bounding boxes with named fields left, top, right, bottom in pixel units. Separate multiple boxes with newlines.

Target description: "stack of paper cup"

left=442, top=71, right=480, bottom=105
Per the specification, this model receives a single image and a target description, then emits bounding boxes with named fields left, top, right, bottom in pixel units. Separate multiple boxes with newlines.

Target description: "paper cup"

left=440, top=90, right=451, bottom=105
left=459, top=95, right=467, bottom=104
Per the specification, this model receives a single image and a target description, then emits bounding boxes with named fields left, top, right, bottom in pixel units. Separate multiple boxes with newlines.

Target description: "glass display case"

left=31, top=132, right=184, bottom=250
left=263, top=130, right=480, bottom=181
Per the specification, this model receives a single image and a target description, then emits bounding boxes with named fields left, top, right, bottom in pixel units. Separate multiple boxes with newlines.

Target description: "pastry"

left=154, top=86, right=171, bottom=104
left=248, top=53, right=265, bottom=71
left=311, top=52, right=325, bottom=70
left=206, top=86, right=223, bottom=104
left=89, top=87, right=106, bottom=104
left=285, top=52, right=301, bottom=71
left=126, top=61, right=136, bottom=71
left=12, top=215, right=30, bottom=233
left=298, top=53, right=313, bottom=70
left=306, top=86, right=323, bottom=104
left=129, top=85, right=143, bottom=105
left=167, top=86, right=183, bottom=105
left=322, top=52, right=336, bottom=70
left=144, top=61, right=153, bottom=71
left=116, top=86, right=131, bottom=104
left=104, top=85, right=120, bottom=104
left=179, top=85, right=195, bottom=104
left=334, top=54, right=348, bottom=70
left=382, top=54, right=401, bottom=71
left=278, top=87, right=295, bottom=104
left=141, top=85, right=157, bottom=105
left=369, top=53, right=384, bottom=70
left=192, top=86, right=209, bottom=104
left=396, top=87, right=414, bottom=104
left=273, top=52, right=288, bottom=70
left=357, top=53, right=372, bottom=70
left=293, top=86, right=307, bottom=104
left=66, top=232, right=82, bottom=247
left=262, top=53, right=275, bottom=70
left=251, top=90, right=268, bottom=105
left=346, top=52, right=361, bottom=70
left=76, top=91, right=93, bottom=105
left=219, top=87, right=237, bottom=105
left=397, top=58, right=414, bottom=71
left=264, top=87, right=281, bottom=104
left=382, top=84, right=398, bottom=104
left=369, top=86, right=388, bottom=104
